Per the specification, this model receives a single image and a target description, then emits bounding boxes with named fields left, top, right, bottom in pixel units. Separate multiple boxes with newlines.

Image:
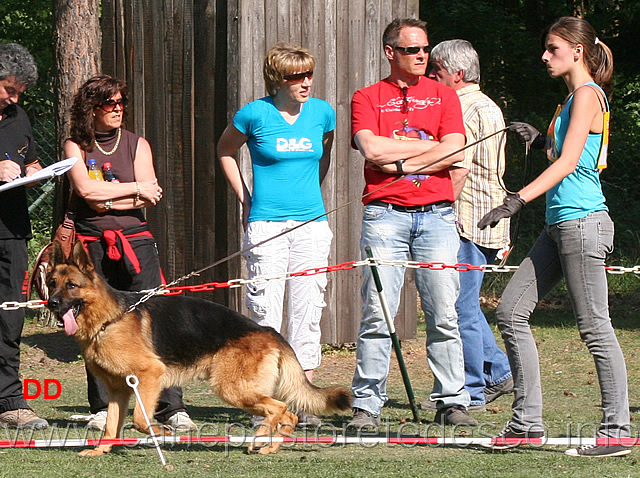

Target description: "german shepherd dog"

left=46, top=240, right=351, bottom=456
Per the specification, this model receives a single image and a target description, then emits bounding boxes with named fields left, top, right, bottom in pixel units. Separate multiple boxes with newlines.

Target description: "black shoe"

left=565, top=444, right=631, bottom=457
left=297, top=410, right=321, bottom=427
left=421, top=399, right=485, bottom=412
left=420, top=399, right=437, bottom=410
left=484, top=377, right=514, bottom=404
left=483, top=423, right=544, bottom=449
left=347, top=408, right=380, bottom=429
left=250, top=415, right=265, bottom=427
left=433, top=405, right=478, bottom=426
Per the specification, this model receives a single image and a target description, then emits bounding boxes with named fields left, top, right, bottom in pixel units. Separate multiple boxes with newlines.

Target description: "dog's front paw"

left=78, top=444, right=112, bottom=457
left=257, top=443, right=282, bottom=455
left=78, top=446, right=109, bottom=457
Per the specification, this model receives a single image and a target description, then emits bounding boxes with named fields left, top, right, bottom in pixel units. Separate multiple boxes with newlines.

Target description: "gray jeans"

left=496, top=210, right=630, bottom=438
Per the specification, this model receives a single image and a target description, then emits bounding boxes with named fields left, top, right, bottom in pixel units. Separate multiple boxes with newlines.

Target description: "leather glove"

left=509, top=122, right=547, bottom=150
left=478, top=193, right=526, bottom=230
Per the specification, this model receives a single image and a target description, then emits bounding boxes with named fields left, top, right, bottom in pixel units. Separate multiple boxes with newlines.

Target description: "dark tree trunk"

left=52, top=0, right=101, bottom=222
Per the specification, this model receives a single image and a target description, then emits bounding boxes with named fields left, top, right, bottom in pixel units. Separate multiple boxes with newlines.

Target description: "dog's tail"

left=275, top=344, right=351, bottom=416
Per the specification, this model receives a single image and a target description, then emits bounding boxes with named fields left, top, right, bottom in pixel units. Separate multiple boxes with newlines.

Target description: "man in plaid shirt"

left=427, top=39, right=514, bottom=411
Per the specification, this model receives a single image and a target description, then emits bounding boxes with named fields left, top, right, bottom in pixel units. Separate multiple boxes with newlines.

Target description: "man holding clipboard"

left=0, top=42, right=48, bottom=430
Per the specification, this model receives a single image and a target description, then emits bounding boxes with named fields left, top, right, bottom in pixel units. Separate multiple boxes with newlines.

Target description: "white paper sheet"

left=0, top=157, right=78, bottom=193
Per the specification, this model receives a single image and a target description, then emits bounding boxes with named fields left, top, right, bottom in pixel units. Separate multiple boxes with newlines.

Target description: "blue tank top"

left=233, top=96, right=336, bottom=222
left=545, top=82, right=608, bottom=225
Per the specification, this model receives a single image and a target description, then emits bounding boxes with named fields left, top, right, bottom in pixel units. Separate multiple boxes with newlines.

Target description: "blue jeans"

left=457, top=238, right=512, bottom=406
left=496, top=211, right=630, bottom=438
left=352, top=203, right=470, bottom=416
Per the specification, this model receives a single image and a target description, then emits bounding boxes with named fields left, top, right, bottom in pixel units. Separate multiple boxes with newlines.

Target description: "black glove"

left=478, top=193, right=526, bottom=230
left=509, top=122, right=547, bottom=150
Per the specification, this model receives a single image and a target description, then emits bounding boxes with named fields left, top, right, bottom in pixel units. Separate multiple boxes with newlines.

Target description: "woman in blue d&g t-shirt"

left=217, top=43, right=335, bottom=427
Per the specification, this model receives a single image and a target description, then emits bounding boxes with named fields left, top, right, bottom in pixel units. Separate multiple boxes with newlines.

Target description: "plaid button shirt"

left=453, top=84, right=510, bottom=250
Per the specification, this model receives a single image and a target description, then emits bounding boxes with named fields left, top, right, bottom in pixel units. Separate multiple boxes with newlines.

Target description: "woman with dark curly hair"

left=63, top=74, right=196, bottom=433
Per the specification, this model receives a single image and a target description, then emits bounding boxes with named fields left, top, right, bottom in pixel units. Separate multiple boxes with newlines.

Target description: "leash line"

left=125, top=127, right=511, bottom=311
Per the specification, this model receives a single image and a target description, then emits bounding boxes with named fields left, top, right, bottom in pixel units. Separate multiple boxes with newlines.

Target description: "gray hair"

left=0, top=43, right=38, bottom=87
left=430, top=39, right=480, bottom=84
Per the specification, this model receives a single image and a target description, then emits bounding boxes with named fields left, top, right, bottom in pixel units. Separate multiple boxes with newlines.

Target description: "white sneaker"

left=86, top=411, right=108, bottom=431
left=163, top=411, right=197, bottom=432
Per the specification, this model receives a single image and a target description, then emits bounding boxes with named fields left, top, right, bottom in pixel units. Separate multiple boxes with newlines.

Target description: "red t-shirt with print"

left=351, top=76, right=465, bottom=206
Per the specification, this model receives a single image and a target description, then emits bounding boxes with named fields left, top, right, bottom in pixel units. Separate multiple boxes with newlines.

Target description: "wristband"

left=531, top=134, right=548, bottom=150
left=395, top=160, right=405, bottom=175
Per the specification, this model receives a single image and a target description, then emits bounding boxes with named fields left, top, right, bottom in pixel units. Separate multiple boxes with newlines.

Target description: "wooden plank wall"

left=100, top=0, right=419, bottom=343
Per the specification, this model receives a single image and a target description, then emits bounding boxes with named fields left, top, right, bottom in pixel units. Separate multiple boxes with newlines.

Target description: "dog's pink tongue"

left=62, top=309, right=78, bottom=336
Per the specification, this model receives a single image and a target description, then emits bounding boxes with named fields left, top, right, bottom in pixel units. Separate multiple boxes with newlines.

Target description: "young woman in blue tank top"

left=478, top=17, right=630, bottom=457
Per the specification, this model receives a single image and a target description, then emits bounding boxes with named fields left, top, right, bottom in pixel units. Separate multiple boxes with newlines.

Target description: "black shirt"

left=0, top=104, right=38, bottom=239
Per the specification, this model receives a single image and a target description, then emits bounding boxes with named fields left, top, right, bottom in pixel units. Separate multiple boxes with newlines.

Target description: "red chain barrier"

left=11, top=261, right=638, bottom=309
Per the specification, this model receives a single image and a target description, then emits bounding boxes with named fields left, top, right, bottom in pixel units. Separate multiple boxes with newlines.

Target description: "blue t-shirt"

left=233, top=96, right=336, bottom=222
left=545, top=82, right=608, bottom=225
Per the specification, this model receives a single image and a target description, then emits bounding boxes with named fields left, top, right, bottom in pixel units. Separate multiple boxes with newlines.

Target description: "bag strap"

left=57, top=212, right=76, bottom=257
left=579, top=83, right=610, bottom=170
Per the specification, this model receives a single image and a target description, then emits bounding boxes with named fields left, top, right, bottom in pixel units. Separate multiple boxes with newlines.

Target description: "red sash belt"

left=76, top=228, right=153, bottom=274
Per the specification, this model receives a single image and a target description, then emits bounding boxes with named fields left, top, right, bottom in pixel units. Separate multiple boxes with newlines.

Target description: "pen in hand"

left=3, top=152, right=23, bottom=180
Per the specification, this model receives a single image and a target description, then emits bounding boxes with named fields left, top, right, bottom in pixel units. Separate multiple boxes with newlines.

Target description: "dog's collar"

left=99, top=313, right=127, bottom=332
left=98, top=303, right=140, bottom=334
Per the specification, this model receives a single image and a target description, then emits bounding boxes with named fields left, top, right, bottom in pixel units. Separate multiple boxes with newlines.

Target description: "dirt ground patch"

left=21, top=323, right=83, bottom=366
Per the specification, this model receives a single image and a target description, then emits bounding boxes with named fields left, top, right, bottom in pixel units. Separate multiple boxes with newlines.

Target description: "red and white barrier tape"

left=1, top=435, right=638, bottom=449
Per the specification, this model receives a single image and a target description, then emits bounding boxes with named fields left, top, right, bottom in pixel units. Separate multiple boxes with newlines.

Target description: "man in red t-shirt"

left=348, top=18, right=476, bottom=429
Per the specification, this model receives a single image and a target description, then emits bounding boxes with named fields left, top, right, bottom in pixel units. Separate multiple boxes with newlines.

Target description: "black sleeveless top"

left=70, top=128, right=147, bottom=233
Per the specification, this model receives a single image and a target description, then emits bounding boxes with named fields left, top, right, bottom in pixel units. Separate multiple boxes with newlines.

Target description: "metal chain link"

left=0, top=300, right=47, bottom=311
left=156, top=258, right=639, bottom=298
left=605, top=265, right=640, bottom=275
left=6, top=259, right=638, bottom=311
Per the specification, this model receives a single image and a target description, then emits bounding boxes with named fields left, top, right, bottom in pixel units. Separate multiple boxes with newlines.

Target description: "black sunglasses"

left=283, top=71, right=314, bottom=83
left=97, top=97, right=128, bottom=112
left=394, top=45, right=432, bottom=55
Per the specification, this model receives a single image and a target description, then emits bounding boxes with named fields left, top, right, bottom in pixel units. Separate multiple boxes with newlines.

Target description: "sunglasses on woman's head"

left=97, top=97, right=128, bottom=112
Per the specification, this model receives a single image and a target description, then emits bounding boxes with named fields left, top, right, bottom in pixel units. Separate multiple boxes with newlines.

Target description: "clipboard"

left=0, top=157, right=78, bottom=193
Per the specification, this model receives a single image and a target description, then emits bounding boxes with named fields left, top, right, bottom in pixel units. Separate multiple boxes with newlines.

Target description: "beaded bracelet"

left=135, top=181, right=140, bottom=202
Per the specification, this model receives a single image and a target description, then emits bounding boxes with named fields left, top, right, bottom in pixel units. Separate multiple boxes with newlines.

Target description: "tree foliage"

left=0, top=0, right=54, bottom=118
left=423, top=0, right=640, bottom=264
left=1, top=1, right=639, bottom=265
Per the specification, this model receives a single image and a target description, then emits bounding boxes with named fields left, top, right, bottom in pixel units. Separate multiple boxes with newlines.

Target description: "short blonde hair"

left=263, top=42, right=315, bottom=97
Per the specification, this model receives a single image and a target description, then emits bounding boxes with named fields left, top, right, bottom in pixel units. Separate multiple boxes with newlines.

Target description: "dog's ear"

left=71, top=240, right=94, bottom=274
left=49, top=241, right=66, bottom=269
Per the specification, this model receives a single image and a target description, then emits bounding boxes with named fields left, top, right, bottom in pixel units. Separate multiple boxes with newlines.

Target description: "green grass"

left=5, top=298, right=640, bottom=477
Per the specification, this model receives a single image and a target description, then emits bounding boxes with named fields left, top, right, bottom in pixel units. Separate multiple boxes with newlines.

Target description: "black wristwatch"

left=395, top=160, right=405, bottom=175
